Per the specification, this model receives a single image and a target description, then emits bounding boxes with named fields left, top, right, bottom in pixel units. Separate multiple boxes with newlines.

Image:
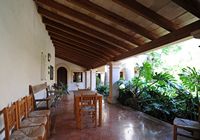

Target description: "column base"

left=107, top=96, right=118, bottom=104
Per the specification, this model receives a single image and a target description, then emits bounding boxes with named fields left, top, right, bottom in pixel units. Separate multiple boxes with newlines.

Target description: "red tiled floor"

left=49, top=94, right=191, bottom=140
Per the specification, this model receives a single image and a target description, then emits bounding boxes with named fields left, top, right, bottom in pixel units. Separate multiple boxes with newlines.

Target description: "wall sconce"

left=48, top=53, right=51, bottom=62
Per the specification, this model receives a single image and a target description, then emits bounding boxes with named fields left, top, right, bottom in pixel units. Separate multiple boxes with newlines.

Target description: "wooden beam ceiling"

left=113, top=0, right=179, bottom=31
left=50, top=33, right=119, bottom=56
left=114, top=20, right=200, bottom=61
left=55, top=46, right=105, bottom=67
left=65, top=0, right=157, bottom=40
left=53, top=41, right=109, bottom=62
left=36, top=0, right=143, bottom=46
left=38, top=7, right=141, bottom=46
left=43, top=18, right=136, bottom=51
left=172, top=0, right=200, bottom=18
left=34, top=0, right=200, bottom=69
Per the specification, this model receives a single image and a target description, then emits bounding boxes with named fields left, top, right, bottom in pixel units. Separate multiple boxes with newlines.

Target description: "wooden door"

left=57, top=67, right=67, bottom=86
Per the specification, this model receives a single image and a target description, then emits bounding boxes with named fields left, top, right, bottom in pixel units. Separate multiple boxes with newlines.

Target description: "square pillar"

left=90, top=69, right=96, bottom=91
left=107, top=62, right=121, bottom=103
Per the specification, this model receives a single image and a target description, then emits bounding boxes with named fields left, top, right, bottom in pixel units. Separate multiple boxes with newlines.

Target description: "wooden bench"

left=173, top=104, right=200, bottom=140
left=29, top=82, right=56, bottom=110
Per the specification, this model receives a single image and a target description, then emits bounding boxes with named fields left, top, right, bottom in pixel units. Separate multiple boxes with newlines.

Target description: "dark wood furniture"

left=29, top=82, right=56, bottom=110
left=74, top=91, right=102, bottom=129
left=3, top=102, right=46, bottom=140
left=17, top=97, right=48, bottom=138
left=78, top=93, right=97, bottom=129
left=26, top=95, right=51, bottom=137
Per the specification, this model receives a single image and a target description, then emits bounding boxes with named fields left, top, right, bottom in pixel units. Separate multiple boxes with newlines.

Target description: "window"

left=73, top=72, right=83, bottom=82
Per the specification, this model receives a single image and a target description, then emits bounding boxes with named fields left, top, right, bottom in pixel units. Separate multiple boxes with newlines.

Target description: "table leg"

left=99, top=97, right=102, bottom=127
left=75, top=97, right=80, bottom=129
left=173, top=125, right=177, bottom=140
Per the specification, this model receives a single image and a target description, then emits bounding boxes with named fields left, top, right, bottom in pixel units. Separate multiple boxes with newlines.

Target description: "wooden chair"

left=17, top=97, right=48, bottom=138
left=3, top=102, right=46, bottom=140
left=173, top=105, right=200, bottom=140
left=26, top=95, right=51, bottom=136
left=78, top=93, right=97, bottom=129
left=0, top=109, right=5, bottom=139
left=78, top=88, right=90, bottom=91
left=29, top=83, right=56, bottom=110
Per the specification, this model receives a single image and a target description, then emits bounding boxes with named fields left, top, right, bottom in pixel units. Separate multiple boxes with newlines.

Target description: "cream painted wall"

left=55, top=58, right=86, bottom=91
left=0, top=0, right=55, bottom=110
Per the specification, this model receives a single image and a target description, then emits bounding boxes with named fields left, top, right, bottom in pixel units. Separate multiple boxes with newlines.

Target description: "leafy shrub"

left=117, top=62, right=200, bottom=123
left=96, top=85, right=109, bottom=97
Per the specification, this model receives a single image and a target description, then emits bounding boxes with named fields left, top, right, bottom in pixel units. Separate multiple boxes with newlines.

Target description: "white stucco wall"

left=55, top=58, right=86, bottom=91
left=0, top=0, right=55, bottom=109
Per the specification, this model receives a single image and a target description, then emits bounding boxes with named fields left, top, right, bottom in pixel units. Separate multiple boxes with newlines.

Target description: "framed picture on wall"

left=73, top=72, right=83, bottom=82
left=50, top=65, right=53, bottom=80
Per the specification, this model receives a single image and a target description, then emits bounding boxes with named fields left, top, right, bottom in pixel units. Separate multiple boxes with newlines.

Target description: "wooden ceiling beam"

left=43, top=18, right=136, bottom=50
left=55, top=46, right=103, bottom=64
left=36, top=1, right=142, bottom=46
left=53, top=41, right=109, bottom=62
left=46, top=25, right=128, bottom=53
left=51, top=36, right=113, bottom=58
left=66, top=0, right=157, bottom=40
left=113, top=0, right=179, bottom=31
left=55, top=53, right=89, bottom=68
left=114, top=20, right=200, bottom=61
left=49, top=33, right=118, bottom=57
left=52, top=39, right=111, bottom=60
left=172, top=0, right=200, bottom=18
left=55, top=46, right=103, bottom=66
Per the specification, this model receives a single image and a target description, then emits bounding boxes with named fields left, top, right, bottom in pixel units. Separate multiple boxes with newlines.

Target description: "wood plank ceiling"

left=34, top=0, right=200, bottom=69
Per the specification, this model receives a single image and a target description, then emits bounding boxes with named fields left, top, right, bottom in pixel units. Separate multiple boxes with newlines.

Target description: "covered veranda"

left=0, top=0, right=200, bottom=140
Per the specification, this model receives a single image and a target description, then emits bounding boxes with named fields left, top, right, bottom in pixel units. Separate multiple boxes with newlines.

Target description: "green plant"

left=96, top=76, right=101, bottom=87
left=117, top=62, right=200, bottom=123
left=96, top=85, right=109, bottom=97
left=179, top=67, right=200, bottom=99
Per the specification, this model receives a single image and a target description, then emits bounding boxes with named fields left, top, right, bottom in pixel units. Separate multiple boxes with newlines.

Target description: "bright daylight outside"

left=97, top=38, right=200, bottom=124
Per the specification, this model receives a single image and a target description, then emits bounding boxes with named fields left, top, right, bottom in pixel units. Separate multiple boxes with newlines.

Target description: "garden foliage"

left=117, top=62, right=200, bottom=123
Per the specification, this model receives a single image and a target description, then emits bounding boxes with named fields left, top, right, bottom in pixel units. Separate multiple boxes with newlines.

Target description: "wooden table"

left=74, top=91, right=103, bottom=129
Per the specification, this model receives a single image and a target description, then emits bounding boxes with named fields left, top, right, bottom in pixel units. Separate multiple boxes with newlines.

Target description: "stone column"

left=104, top=65, right=109, bottom=85
left=85, top=71, right=87, bottom=89
left=90, top=69, right=96, bottom=91
left=85, top=71, right=90, bottom=89
left=107, top=62, right=121, bottom=103
left=124, top=58, right=135, bottom=81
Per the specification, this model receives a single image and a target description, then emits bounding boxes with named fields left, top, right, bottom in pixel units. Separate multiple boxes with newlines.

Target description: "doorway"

left=57, top=67, right=67, bottom=86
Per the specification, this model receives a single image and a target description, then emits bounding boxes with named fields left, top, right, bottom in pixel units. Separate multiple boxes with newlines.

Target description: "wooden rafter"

left=114, top=20, right=200, bottom=61
left=172, top=0, right=200, bottom=18
left=52, top=41, right=110, bottom=62
left=43, top=17, right=137, bottom=50
left=55, top=45, right=106, bottom=64
left=65, top=0, right=157, bottom=40
left=38, top=8, right=141, bottom=48
left=55, top=54, right=90, bottom=68
left=55, top=47, right=104, bottom=66
left=113, top=0, right=179, bottom=31
left=36, top=0, right=143, bottom=45
left=46, top=26, right=128, bottom=53
left=49, top=33, right=120, bottom=56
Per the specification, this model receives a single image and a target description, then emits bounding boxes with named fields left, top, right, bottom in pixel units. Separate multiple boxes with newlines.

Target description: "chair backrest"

left=80, top=93, right=97, bottom=108
left=0, top=109, right=5, bottom=139
left=29, top=82, right=48, bottom=109
left=26, top=95, right=34, bottom=113
left=78, top=88, right=90, bottom=91
left=17, top=97, right=27, bottom=127
left=3, top=102, right=18, bottom=140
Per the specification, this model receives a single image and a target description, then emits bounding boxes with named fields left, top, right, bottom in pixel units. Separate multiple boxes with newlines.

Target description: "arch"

left=57, top=67, right=67, bottom=86
left=56, top=63, right=70, bottom=85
